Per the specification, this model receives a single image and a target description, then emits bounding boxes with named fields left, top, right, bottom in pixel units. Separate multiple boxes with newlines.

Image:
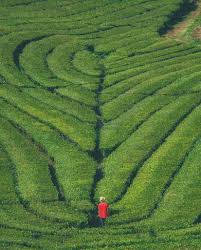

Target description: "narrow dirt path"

left=166, top=0, right=201, bottom=41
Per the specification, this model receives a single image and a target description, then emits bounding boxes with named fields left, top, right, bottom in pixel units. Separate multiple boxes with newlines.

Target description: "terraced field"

left=0, top=0, right=201, bottom=249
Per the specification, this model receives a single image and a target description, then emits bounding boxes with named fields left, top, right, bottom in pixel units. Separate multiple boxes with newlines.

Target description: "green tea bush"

left=0, top=0, right=201, bottom=248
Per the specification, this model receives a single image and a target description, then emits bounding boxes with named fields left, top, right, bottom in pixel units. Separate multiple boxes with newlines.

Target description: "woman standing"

left=97, top=197, right=109, bottom=226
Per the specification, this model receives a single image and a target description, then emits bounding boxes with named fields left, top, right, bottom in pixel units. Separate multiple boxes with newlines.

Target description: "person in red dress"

left=97, top=197, right=109, bottom=226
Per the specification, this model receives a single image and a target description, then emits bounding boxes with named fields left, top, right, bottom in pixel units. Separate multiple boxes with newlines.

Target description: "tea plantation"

left=0, top=0, right=201, bottom=249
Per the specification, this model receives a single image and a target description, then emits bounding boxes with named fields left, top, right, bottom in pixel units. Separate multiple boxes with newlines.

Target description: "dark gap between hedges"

left=86, top=45, right=108, bottom=227
left=194, top=214, right=201, bottom=223
left=13, top=35, right=50, bottom=72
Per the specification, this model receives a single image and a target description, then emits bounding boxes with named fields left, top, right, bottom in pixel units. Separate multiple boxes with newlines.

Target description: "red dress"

left=97, top=202, right=109, bottom=218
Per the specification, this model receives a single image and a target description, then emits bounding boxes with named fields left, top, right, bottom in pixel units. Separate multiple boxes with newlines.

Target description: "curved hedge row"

left=0, top=0, right=201, bottom=249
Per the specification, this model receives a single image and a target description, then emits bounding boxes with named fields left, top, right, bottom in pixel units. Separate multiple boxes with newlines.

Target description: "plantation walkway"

left=166, top=0, right=201, bottom=41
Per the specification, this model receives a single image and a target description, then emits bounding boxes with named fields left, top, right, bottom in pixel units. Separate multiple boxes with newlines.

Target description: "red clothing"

left=97, top=202, right=109, bottom=218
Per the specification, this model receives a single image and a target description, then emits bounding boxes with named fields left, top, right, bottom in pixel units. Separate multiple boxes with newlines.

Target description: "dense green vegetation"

left=0, top=0, right=201, bottom=249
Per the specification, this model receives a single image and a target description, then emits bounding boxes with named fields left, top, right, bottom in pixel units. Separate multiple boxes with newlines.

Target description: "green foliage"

left=0, top=0, right=201, bottom=249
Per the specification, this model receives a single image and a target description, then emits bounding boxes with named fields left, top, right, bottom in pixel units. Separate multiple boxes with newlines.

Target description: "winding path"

left=166, top=0, right=201, bottom=41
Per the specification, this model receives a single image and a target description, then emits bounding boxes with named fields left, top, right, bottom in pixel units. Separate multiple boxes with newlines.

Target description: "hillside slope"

left=0, top=0, right=200, bottom=249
